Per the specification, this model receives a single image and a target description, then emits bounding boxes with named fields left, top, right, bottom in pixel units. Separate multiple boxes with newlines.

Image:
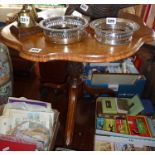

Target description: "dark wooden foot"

left=64, top=62, right=83, bottom=146
left=65, top=80, right=78, bottom=146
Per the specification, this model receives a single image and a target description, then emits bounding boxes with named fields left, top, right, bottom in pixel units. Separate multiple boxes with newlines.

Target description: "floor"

left=13, top=71, right=96, bottom=151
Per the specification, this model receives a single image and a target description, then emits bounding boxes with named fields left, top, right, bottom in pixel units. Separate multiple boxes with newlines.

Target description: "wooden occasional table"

left=0, top=13, right=155, bottom=146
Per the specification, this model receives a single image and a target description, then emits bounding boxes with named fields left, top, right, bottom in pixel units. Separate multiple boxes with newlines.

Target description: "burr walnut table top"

left=1, top=13, right=155, bottom=63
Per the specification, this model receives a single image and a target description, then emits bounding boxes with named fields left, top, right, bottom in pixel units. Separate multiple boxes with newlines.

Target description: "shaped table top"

left=1, top=13, right=155, bottom=63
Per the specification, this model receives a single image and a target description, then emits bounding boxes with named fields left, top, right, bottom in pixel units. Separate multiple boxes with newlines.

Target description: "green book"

left=101, top=97, right=117, bottom=114
left=103, top=118, right=116, bottom=132
left=128, top=95, right=144, bottom=115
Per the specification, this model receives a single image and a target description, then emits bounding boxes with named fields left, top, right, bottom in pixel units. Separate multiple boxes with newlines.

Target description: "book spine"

left=95, top=130, right=155, bottom=147
left=146, top=117, right=155, bottom=137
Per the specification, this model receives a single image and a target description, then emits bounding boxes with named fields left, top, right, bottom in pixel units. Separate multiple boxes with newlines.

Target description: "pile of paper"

left=0, top=97, right=57, bottom=150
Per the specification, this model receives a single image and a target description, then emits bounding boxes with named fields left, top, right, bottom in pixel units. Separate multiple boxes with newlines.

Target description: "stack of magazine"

left=94, top=95, right=155, bottom=151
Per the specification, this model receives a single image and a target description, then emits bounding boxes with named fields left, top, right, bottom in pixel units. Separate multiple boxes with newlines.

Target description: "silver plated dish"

left=39, top=16, right=88, bottom=44
left=90, top=18, right=140, bottom=45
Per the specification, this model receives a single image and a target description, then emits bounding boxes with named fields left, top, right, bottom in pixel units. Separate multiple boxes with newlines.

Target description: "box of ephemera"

left=0, top=97, right=59, bottom=151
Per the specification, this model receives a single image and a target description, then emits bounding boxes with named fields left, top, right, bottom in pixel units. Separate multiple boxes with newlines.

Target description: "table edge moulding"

left=0, top=13, right=155, bottom=147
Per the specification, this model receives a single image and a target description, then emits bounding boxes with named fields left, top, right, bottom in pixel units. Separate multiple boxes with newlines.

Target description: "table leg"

left=64, top=62, right=115, bottom=146
left=64, top=62, right=83, bottom=146
left=65, top=80, right=78, bottom=146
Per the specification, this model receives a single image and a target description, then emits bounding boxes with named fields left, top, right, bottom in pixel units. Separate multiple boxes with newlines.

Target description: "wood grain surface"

left=1, top=13, right=154, bottom=63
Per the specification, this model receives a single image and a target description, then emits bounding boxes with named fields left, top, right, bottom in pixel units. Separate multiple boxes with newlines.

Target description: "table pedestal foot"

left=64, top=62, right=83, bottom=146
left=65, top=81, right=78, bottom=146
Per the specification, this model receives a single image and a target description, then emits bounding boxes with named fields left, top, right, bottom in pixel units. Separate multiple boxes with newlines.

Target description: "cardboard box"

left=95, top=97, right=155, bottom=147
left=83, top=61, right=146, bottom=97
left=0, top=104, right=59, bottom=151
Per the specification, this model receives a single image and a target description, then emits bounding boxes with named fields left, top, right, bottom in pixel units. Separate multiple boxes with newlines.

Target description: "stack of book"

left=94, top=95, right=155, bottom=150
left=96, top=95, right=145, bottom=116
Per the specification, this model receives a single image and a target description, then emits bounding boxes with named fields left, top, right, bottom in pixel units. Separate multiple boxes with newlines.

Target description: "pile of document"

left=0, top=97, right=58, bottom=150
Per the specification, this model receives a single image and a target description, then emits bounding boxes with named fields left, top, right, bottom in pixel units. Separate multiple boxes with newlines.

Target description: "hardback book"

left=96, top=95, right=144, bottom=116
left=115, top=118, right=129, bottom=134
left=127, top=115, right=151, bottom=137
left=95, top=133, right=155, bottom=148
left=103, top=118, right=116, bottom=132
left=101, top=97, right=117, bottom=114
left=96, top=99, right=121, bottom=117
left=114, top=143, right=152, bottom=151
left=96, top=117, right=105, bottom=130
left=0, top=135, right=36, bottom=151
left=117, top=95, right=144, bottom=115
left=96, top=117, right=116, bottom=132
left=127, top=95, right=144, bottom=116
left=94, top=138, right=151, bottom=151
left=116, top=98, right=130, bottom=114
left=96, top=115, right=128, bottom=134
left=94, top=140, right=114, bottom=151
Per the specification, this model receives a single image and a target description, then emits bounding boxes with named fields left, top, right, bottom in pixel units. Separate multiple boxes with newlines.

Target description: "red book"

left=0, top=135, right=36, bottom=151
left=127, top=115, right=151, bottom=137
left=116, top=118, right=129, bottom=135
